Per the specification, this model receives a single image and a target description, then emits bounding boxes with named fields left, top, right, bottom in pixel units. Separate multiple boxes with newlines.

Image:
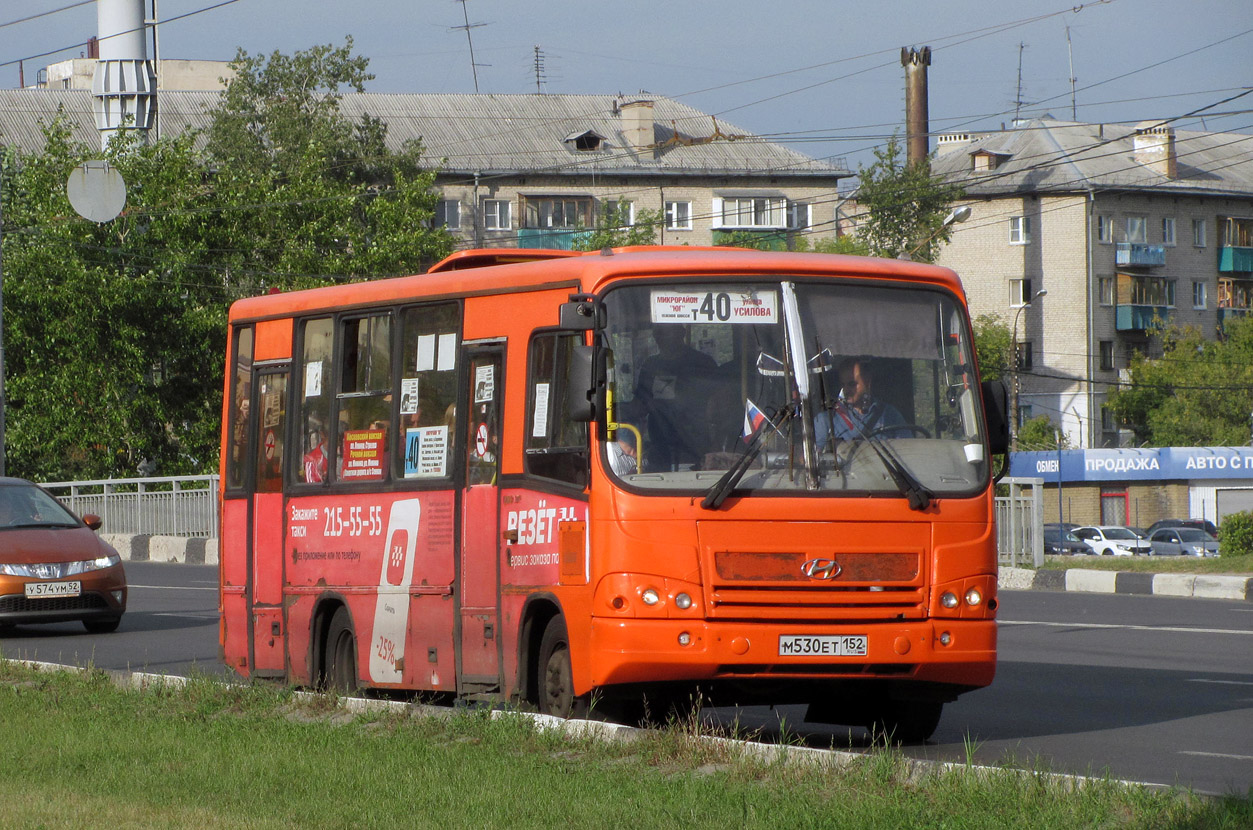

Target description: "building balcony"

left=1115, top=304, right=1172, bottom=331
left=516, top=227, right=590, bottom=250
left=1219, top=306, right=1253, bottom=329
left=1115, top=243, right=1166, bottom=267
left=1218, top=246, right=1253, bottom=273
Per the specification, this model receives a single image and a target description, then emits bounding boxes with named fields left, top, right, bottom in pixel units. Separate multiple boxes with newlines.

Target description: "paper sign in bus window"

left=400, top=378, right=420, bottom=415
left=650, top=288, right=779, bottom=324
left=304, top=361, right=322, bottom=398
left=404, top=426, right=448, bottom=478
left=532, top=383, right=550, bottom=437
left=437, top=333, right=457, bottom=371
left=474, top=365, right=495, bottom=403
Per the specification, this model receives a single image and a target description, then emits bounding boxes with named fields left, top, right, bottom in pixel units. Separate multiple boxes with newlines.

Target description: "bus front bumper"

left=587, top=617, right=996, bottom=690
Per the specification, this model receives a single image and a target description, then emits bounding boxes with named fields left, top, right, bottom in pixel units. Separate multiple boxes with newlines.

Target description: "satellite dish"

left=66, top=161, right=127, bottom=223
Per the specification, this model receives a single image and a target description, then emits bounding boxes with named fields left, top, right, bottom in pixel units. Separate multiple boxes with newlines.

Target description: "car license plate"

left=778, top=634, right=867, bottom=657
left=24, top=581, right=81, bottom=598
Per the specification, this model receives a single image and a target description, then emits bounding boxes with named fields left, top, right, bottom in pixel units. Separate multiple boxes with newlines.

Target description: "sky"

left=2, top=0, right=1250, bottom=172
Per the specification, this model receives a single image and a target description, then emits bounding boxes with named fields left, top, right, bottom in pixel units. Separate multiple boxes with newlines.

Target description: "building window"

left=1162, top=216, right=1176, bottom=246
left=482, top=199, right=511, bottom=231
left=1193, top=218, right=1207, bottom=247
left=787, top=202, right=811, bottom=230
left=434, top=199, right=460, bottom=230
left=1126, top=216, right=1147, bottom=244
left=715, top=196, right=786, bottom=229
left=1097, top=214, right=1114, bottom=244
left=1193, top=281, right=1207, bottom=309
left=522, top=196, right=593, bottom=229
left=1009, top=278, right=1033, bottom=307
left=603, top=199, right=635, bottom=227
left=1098, top=275, right=1115, bottom=306
left=1009, top=216, right=1031, bottom=244
left=1129, top=276, right=1175, bottom=306
left=1099, top=340, right=1115, bottom=371
left=665, top=201, right=692, bottom=230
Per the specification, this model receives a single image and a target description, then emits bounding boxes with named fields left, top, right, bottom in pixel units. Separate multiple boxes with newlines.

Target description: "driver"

left=816, top=356, right=905, bottom=449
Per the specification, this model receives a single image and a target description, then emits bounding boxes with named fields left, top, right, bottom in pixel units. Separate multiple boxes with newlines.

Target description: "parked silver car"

left=1147, top=527, right=1221, bottom=557
left=1071, top=525, right=1154, bottom=556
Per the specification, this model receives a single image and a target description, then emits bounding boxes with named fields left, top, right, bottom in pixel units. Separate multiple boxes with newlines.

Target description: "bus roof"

left=227, top=247, right=966, bottom=323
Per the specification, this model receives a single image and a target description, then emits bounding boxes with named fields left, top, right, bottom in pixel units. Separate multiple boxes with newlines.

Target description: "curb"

left=101, top=534, right=218, bottom=566
left=999, top=566, right=1252, bottom=602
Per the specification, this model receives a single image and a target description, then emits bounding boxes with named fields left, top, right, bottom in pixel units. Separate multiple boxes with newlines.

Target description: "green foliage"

left=1016, top=416, right=1071, bottom=452
left=853, top=136, right=966, bottom=263
left=1218, top=510, right=1253, bottom=557
left=1, top=40, right=453, bottom=480
left=1106, top=316, right=1253, bottom=446
left=572, top=201, right=661, bottom=251
left=972, top=313, right=1011, bottom=382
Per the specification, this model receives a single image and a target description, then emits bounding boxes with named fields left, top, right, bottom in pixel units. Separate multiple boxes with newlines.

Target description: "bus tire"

left=867, top=699, right=943, bottom=745
left=324, top=607, right=359, bottom=694
left=537, top=616, right=587, bottom=718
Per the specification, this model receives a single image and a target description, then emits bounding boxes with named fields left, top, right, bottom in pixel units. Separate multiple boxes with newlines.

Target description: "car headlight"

left=65, top=553, right=122, bottom=574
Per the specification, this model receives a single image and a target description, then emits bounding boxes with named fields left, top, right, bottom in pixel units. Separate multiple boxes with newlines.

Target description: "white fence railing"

left=41, top=475, right=219, bottom=538
left=996, top=476, right=1044, bottom=568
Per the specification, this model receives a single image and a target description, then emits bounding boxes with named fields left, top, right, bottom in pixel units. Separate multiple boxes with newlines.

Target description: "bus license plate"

left=778, top=635, right=867, bottom=657
left=25, top=581, right=81, bottom=598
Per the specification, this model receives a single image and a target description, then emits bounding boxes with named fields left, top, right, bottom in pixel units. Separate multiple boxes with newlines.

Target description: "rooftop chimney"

left=1132, top=122, right=1177, bottom=179
left=619, top=99, right=655, bottom=155
left=93, top=0, right=156, bottom=150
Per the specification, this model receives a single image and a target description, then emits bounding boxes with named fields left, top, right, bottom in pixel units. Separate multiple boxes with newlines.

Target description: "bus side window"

left=397, top=303, right=460, bottom=481
left=336, top=313, right=392, bottom=483
left=295, top=317, right=334, bottom=484
left=227, top=326, right=254, bottom=490
left=525, top=332, right=589, bottom=487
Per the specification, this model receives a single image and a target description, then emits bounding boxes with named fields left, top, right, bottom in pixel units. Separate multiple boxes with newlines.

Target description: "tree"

left=1, top=41, right=453, bottom=481
left=1106, top=317, right=1253, bottom=447
left=853, top=136, right=965, bottom=263
left=572, top=201, right=661, bottom=251
left=971, top=314, right=1012, bottom=382
left=1017, top=415, right=1071, bottom=452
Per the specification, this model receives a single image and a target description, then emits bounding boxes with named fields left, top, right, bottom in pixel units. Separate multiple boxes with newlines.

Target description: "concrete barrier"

left=999, top=566, right=1251, bottom=602
left=101, top=534, right=218, bottom=566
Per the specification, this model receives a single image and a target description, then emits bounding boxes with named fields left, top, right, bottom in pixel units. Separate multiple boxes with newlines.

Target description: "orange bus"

left=219, top=246, right=1008, bottom=742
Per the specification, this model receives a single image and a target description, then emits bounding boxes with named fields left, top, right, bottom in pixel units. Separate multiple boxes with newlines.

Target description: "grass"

left=2, top=664, right=1251, bottom=829
left=1040, top=552, right=1253, bottom=574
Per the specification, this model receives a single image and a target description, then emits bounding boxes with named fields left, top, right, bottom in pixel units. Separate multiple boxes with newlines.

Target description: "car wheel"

left=83, top=616, right=121, bottom=633
left=323, top=606, right=358, bottom=694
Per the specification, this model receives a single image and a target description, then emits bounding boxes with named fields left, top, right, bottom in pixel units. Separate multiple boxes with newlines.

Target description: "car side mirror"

left=83, top=514, right=103, bottom=531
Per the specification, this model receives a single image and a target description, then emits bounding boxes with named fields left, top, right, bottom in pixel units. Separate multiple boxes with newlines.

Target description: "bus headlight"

left=965, top=588, right=983, bottom=607
left=674, top=592, right=693, bottom=610
left=940, top=592, right=959, bottom=609
left=641, top=588, right=661, bottom=606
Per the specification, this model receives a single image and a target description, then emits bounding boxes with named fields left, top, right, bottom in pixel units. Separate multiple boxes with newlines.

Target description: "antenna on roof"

left=452, top=0, right=490, bottom=94
left=1014, top=41, right=1027, bottom=124
left=533, top=46, right=547, bottom=94
left=1065, top=25, right=1077, bottom=121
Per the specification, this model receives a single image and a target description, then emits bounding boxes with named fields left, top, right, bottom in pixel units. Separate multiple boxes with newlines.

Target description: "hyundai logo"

left=801, top=558, right=842, bottom=580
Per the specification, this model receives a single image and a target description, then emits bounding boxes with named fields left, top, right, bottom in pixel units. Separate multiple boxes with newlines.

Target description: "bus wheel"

left=324, top=607, right=359, bottom=694
left=537, top=617, right=587, bottom=719
left=867, top=699, right=943, bottom=745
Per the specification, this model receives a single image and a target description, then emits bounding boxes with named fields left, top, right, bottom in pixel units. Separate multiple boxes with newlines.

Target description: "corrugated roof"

left=932, top=116, right=1253, bottom=198
left=0, top=89, right=848, bottom=180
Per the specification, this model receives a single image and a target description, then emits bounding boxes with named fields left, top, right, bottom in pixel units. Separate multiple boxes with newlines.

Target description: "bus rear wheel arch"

left=321, top=605, right=359, bottom=694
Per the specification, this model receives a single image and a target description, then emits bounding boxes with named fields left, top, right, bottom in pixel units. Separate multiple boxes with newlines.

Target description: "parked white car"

left=1071, top=525, right=1153, bottom=556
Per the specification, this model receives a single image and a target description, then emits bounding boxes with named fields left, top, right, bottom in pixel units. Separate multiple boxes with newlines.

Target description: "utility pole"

left=453, top=0, right=488, bottom=93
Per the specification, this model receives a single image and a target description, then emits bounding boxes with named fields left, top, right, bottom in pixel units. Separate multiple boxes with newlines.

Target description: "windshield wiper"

left=701, top=404, right=793, bottom=510
left=835, top=401, right=933, bottom=511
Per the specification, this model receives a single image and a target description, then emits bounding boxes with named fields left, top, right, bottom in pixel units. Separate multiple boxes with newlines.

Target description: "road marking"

left=127, top=584, right=217, bottom=591
left=1179, top=751, right=1253, bottom=761
left=1187, top=679, right=1253, bottom=687
left=999, top=620, right=1253, bottom=636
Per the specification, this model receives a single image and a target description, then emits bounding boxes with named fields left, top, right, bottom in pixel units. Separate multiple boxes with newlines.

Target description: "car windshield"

left=600, top=279, right=988, bottom=498
left=0, top=483, right=79, bottom=529
left=1103, top=528, right=1138, bottom=540
left=1177, top=528, right=1212, bottom=542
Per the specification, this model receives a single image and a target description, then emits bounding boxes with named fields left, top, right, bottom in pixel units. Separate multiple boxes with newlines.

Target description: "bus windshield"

left=602, top=279, right=989, bottom=498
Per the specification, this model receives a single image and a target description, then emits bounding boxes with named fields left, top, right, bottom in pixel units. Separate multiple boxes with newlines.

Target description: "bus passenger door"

left=458, top=346, right=503, bottom=689
left=249, top=367, right=288, bottom=676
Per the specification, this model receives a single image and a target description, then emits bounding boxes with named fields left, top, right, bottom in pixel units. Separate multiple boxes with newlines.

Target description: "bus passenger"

left=634, top=324, right=717, bottom=471
left=606, top=429, right=638, bottom=476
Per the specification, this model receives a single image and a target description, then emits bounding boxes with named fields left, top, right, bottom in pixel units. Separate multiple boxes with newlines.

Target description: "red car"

left=0, top=477, right=127, bottom=633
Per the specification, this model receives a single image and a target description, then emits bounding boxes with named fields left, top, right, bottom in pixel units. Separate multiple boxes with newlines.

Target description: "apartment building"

left=932, top=117, right=1253, bottom=448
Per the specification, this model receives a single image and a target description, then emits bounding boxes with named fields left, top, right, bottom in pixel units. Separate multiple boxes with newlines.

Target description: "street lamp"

left=903, top=205, right=971, bottom=260
left=1010, top=288, right=1048, bottom=449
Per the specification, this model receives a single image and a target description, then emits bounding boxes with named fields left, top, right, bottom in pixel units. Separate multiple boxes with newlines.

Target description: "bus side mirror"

left=566, top=343, right=595, bottom=422
left=559, top=294, right=598, bottom=331
left=981, top=379, right=1009, bottom=455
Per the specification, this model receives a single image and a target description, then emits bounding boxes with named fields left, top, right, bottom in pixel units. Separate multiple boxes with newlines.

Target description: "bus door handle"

left=503, top=529, right=519, bottom=543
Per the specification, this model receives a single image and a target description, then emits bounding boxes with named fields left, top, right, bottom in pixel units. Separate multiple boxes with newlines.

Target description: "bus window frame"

left=224, top=324, right=255, bottom=499
left=518, top=326, right=592, bottom=496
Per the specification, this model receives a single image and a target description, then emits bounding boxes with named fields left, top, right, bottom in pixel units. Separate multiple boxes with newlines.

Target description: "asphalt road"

left=2, top=564, right=1250, bottom=795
